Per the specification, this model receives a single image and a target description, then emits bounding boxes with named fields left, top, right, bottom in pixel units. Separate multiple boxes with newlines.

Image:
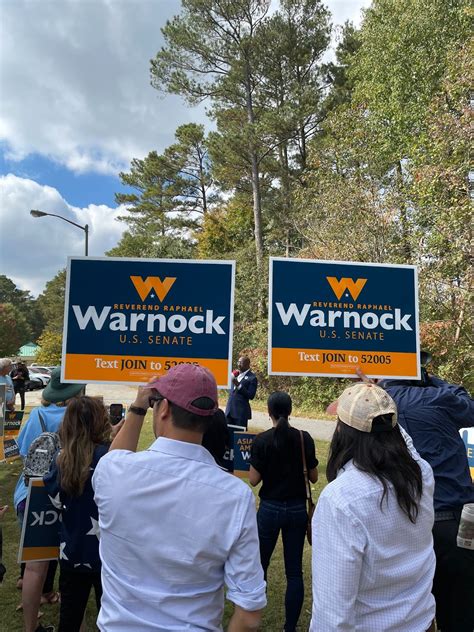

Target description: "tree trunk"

left=198, top=148, right=208, bottom=216
left=397, top=161, right=411, bottom=261
left=244, top=63, right=264, bottom=280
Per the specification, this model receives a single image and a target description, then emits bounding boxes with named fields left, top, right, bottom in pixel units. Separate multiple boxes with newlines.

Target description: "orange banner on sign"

left=271, top=348, right=418, bottom=377
left=64, top=354, right=229, bottom=385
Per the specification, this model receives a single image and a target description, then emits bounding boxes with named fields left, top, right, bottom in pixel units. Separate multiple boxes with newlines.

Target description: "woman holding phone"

left=43, top=396, right=111, bottom=632
left=249, top=391, right=318, bottom=632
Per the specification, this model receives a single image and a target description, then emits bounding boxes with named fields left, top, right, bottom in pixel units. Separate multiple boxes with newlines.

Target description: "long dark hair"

left=57, top=396, right=111, bottom=497
left=268, top=391, right=292, bottom=452
left=327, top=415, right=423, bottom=523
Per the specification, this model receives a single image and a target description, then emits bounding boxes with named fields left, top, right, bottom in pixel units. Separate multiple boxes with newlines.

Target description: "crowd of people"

left=0, top=355, right=472, bottom=632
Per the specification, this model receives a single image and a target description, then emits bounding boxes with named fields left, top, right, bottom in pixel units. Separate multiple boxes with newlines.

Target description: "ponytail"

left=273, top=415, right=290, bottom=451
left=268, top=391, right=293, bottom=453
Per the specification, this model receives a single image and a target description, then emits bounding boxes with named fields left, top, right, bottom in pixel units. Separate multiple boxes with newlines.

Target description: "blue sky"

left=0, top=0, right=370, bottom=295
left=0, top=149, right=124, bottom=207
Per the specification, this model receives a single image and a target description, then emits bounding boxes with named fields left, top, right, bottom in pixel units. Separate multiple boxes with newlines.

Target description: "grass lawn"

left=0, top=410, right=329, bottom=631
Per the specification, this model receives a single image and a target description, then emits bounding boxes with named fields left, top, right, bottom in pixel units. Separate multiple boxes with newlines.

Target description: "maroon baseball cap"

left=145, top=364, right=218, bottom=416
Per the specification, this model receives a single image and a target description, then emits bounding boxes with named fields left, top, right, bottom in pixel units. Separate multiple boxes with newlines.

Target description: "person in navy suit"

left=225, top=356, right=258, bottom=430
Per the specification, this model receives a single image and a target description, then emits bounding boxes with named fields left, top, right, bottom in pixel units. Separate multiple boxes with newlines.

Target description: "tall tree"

left=117, top=152, right=184, bottom=237
left=323, top=21, right=361, bottom=111
left=350, top=0, right=470, bottom=167
left=117, top=124, right=213, bottom=237
left=0, top=275, right=44, bottom=340
left=0, top=303, right=32, bottom=356
left=251, top=0, right=331, bottom=254
left=37, top=270, right=66, bottom=334
left=151, top=0, right=270, bottom=284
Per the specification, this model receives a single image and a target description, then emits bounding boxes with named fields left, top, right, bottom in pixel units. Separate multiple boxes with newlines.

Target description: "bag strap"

left=38, top=411, right=46, bottom=434
left=299, top=430, right=313, bottom=505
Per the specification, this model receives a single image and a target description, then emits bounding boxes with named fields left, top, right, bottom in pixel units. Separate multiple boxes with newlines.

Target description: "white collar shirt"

left=92, top=437, right=266, bottom=631
left=237, top=368, right=250, bottom=384
left=310, top=445, right=436, bottom=631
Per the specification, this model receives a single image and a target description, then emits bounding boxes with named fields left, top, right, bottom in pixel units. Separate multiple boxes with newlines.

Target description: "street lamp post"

left=30, top=209, right=89, bottom=256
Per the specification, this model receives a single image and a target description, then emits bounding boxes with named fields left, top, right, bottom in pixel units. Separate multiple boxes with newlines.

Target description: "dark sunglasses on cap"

left=149, top=395, right=165, bottom=409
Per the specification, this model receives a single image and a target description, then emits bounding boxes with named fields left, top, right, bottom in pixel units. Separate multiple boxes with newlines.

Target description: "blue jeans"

left=257, top=499, right=307, bottom=632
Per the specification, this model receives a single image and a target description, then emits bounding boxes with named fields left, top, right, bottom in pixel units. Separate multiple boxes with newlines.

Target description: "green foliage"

left=0, top=275, right=30, bottom=306
left=350, top=0, right=470, bottom=166
left=35, top=330, right=63, bottom=365
left=323, top=22, right=361, bottom=111
left=107, top=232, right=196, bottom=259
left=0, top=275, right=44, bottom=341
left=37, top=269, right=66, bottom=334
left=116, top=124, right=214, bottom=238
left=0, top=302, right=32, bottom=356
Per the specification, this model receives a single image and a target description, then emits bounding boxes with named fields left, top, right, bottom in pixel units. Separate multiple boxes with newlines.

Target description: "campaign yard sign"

left=0, top=384, right=5, bottom=462
left=18, top=479, right=60, bottom=563
left=461, top=428, right=474, bottom=482
left=62, top=257, right=235, bottom=388
left=269, top=258, right=420, bottom=379
left=4, top=411, right=24, bottom=462
left=233, top=432, right=256, bottom=478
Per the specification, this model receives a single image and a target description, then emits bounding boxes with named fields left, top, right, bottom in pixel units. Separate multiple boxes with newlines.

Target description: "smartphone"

left=109, top=403, right=124, bottom=426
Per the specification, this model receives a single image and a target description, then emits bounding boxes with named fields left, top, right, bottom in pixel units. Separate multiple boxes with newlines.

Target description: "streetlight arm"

left=30, top=209, right=89, bottom=256
left=41, top=212, right=87, bottom=232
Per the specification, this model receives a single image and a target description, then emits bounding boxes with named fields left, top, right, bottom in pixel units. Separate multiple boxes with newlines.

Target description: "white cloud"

left=328, top=0, right=371, bottom=26
left=0, top=174, right=128, bottom=295
left=0, top=0, right=205, bottom=175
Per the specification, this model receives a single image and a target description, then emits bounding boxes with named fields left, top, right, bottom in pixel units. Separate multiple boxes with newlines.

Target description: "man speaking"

left=225, top=356, right=258, bottom=430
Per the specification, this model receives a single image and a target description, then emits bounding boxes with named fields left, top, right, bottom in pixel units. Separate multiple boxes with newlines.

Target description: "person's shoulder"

left=320, top=464, right=379, bottom=508
left=301, top=429, right=314, bottom=442
left=254, top=428, right=273, bottom=443
left=96, top=448, right=133, bottom=468
left=210, top=466, right=255, bottom=500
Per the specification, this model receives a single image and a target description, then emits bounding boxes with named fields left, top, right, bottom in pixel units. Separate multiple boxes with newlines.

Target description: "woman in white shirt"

left=310, top=383, right=436, bottom=632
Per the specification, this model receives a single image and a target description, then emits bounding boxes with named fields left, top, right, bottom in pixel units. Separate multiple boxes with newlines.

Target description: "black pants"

left=258, top=499, right=307, bottom=632
left=433, top=515, right=474, bottom=632
left=58, top=566, right=102, bottom=632
left=14, top=385, right=26, bottom=410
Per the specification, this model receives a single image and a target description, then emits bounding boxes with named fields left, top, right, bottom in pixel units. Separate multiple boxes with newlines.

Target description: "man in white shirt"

left=93, top=364, right=266, bottom=631
left=310, top=383, right=436, bottom=632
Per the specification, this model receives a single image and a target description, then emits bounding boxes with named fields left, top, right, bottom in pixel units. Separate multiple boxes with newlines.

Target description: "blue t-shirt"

left=44, top=444, right=109, bottom=572
left=0, top=375, right=15, bottom=404
left=13, top=405, right=66, bottom=509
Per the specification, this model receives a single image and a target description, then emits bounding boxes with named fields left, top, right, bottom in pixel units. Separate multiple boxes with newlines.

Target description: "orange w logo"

left=326, top=276, right=367, bottom=301
left=130, top=276, right=176, bottom=301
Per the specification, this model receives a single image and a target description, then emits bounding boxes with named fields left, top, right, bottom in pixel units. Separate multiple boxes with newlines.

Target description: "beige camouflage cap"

left=336, top=383, right=397, bottom=433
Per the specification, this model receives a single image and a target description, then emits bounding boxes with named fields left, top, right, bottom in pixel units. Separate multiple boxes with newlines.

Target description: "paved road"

left=24, top=384, right=335, bottom=442
left=249, top=410, right=335, bottom=442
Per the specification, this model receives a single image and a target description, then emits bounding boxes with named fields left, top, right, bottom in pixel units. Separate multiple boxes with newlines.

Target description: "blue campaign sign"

left=4, top=411, right=23, bottom=462
left=269, top=258, right=420, bottom=379
left=460, top=428, right=474, bottom=482
left=62, top=257, right=235, bottom=387
left=0, top=383, right=5, bottom=462
left=18, top=479, right=60, bottom=563
left=233, top=432, right=256, bottom=478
